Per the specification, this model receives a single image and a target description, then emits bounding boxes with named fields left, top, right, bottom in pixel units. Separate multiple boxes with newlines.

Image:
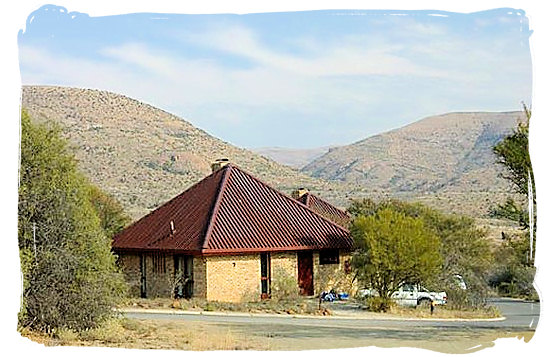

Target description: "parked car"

left=359, top=283, right=447, bottom=307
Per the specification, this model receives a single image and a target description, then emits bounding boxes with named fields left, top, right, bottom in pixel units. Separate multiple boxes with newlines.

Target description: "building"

left=112, top=161, right=354, bottom=302
left=292, top=189, right=351, bottom=227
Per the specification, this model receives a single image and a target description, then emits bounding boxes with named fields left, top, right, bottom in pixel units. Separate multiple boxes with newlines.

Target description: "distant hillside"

left=303, top=112, right=522, bottom=192
left=20, top=86, right=525, bottom=223
left=21, top=86, right=336, bottom=219
left=252, top=146, right=331, bottom=169
left=302, top=112, right=525, bottom=218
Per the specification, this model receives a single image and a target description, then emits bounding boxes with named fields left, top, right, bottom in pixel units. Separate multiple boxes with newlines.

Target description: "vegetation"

left=18, top=110, right=127, bottom=333
left=21, top=317, right=270, bottom=350
left=489, top=106, right=536, bottom=298
left=127, top=297, right=326, bottom=316
left=349, top=198, right=494, bottom=309
left=270, top=266, right=300, bottom=301
left=350, top=208, right=442, bottom=311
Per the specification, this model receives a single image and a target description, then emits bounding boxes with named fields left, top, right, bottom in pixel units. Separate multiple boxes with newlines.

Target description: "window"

left=152, top=253, right=166, bottom=274
left=319, top=249, right=339, bottom=265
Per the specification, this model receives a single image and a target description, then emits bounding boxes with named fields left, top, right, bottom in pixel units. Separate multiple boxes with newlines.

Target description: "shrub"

left=271, top=266, right=299, bottom=301
left=366, top=296, right=395, bottom=312
left=18, top=111, right=126, bottom=332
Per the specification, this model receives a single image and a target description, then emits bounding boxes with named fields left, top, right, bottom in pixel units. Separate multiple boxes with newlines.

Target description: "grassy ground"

left=122, top=297, right=501, bottom=319
left=388, top=304, right=501, bottom=319
left=122, top=296, right=331, bottom=315
left=20, top=317, right=271, bottom=350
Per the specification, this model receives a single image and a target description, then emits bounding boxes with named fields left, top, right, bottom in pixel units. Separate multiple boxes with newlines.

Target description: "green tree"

left=349, top=198, right=493, bottom=307
left=351, top=208, right=442, bottom=308
left=491, top=105, right=535, bottom=263
left=489, top=106, right=536, bottom=298
left=87, top=185, right=131, bottom=238
left=18, top=110, right=126, bottom=332
left=493, top=105, right=534, bottom=200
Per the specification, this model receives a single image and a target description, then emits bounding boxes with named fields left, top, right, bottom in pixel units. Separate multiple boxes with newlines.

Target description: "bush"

left=271, top=267, right=299, bottom=301
left=18, top=111, right=126, bottom=332
left=366, top=296, right=395, bottom=312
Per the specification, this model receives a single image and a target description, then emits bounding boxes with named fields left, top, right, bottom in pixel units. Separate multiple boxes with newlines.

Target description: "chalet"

left=112, top=160, right=354, bottom=302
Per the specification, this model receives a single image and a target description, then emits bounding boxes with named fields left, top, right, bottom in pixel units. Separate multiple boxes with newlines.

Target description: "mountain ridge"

left=21, top=85, right=336, bottom=219
left=302, top=111, right=523, bottom=195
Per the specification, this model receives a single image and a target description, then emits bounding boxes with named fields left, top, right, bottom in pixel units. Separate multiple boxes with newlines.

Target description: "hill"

left=21, top=86, right=337, bottom=219
left=251, top=146, right=331, bottom=169
left=302, top=111, right=525, bottom=217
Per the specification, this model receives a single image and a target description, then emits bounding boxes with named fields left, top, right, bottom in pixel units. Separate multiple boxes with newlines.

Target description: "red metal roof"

left=296, top=192, right=351, bottom=227
left=113, top=164, right=352, bottom=254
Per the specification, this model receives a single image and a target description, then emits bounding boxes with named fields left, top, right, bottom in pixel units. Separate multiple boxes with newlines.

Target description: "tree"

left=493, top=105, right=534, bottom=200
left=489, top=106, right=537, bottom=298
left=351, top=208, right=442, bottom=307
left=87, top=185, right=131, bottom=238
left=349, top=199, right=492, bottom=286
left=18, top=110, right=126, bottom=332
left=349, top=198, right=493, bottom=308
left=491, top=105, right=535, bottom=263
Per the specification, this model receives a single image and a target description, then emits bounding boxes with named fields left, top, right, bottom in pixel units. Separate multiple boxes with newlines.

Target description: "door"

left=174, top=255, right=194, bottom=298
left=297, top=251, right=314, bottom=296
left=260, top=253, right=271, bottom=299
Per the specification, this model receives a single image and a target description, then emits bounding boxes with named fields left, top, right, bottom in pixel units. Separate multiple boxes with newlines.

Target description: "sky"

left=18, top=5, right=532, bottom=149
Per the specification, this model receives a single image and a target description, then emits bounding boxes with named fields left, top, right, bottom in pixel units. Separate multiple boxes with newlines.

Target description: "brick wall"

left=270, top=252, right=299, bottom=299
left=206, top=254, right=261, bottom=302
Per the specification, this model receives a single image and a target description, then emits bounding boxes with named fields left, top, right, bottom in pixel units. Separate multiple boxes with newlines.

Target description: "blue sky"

left=18, top=5, right=532, bottom=149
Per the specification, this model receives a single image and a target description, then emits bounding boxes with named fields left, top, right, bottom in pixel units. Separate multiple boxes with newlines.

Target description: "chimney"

left=291, top=187, right=309, bottom=200
left=211, top=158, right=230, bottom=172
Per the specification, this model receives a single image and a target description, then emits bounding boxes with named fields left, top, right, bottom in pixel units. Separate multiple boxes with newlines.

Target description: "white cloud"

left=18, top=19, right=531, bottom=147
left=183, top=24, right=450, bottom=78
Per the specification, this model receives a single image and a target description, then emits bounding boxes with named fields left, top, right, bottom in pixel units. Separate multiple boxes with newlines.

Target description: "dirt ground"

left=23, top=317, right=534, bottom=354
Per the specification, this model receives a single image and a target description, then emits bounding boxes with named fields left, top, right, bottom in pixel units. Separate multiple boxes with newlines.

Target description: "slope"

left=21, top=85, right=334, bottom=219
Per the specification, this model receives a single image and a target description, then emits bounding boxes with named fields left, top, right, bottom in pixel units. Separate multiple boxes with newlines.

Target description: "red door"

left=297, top=251, right=314, bottom=296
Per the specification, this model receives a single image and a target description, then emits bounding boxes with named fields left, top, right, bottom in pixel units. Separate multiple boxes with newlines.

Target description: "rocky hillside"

left=303, top=112, right=523, bottom=194
left=21, top=86, right=337, bottom=219
left=20, top=86, right=525, bottom=223
left=252, top=146, right=331, bottom=169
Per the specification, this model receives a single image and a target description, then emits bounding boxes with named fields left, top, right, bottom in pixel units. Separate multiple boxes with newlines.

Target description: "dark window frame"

left=319, top=249, right=339, bottom=265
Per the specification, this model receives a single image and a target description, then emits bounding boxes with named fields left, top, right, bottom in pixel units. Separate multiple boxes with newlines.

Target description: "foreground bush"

left=18, top=110, right=126, bottom=332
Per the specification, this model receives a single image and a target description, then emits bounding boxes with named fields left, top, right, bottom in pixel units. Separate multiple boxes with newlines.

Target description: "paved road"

left=125, top=298, right=539, bottom=330
left=124, top=298, right=539, bottom=351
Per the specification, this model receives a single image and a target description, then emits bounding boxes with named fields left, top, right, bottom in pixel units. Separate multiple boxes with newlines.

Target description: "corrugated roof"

left=113, top=164, right=352, bottom=254
left=297, top=192, right=351, bottom=227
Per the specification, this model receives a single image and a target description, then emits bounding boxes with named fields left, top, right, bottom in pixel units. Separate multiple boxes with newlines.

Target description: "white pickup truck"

left=360, top=283, right=447, bottom=307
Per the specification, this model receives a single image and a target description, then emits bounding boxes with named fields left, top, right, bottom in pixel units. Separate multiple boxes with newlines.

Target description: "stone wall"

left=144, top=253, right=174, bottom=298
left=205, top=254, right=261, bottom=302
left=118, top=250, right=358, bottom=301
left=117, top=253, right=141, bottom=297
left=313, top=250, right=357, bottom=295
left=193, top=255, right=207, bottom=299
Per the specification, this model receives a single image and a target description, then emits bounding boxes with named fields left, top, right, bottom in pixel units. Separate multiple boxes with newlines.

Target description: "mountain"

left=21, top=86, right=336, bottom=219
left=252, top=146, right=331, bottom=169
left=20, top=86, right=524, bottom=223
left=302, top=112, right=525, bottom=217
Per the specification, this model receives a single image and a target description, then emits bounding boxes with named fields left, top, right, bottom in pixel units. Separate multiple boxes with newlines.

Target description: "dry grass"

left=387, top=304, right=501, bottom=319
left=122, top=296, right=330, bottom=315
left=21, top=317, right=270, bottom=350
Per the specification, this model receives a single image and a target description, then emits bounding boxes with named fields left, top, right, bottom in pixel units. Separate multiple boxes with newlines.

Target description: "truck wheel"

left=417, top=298, right=431, bottom=308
